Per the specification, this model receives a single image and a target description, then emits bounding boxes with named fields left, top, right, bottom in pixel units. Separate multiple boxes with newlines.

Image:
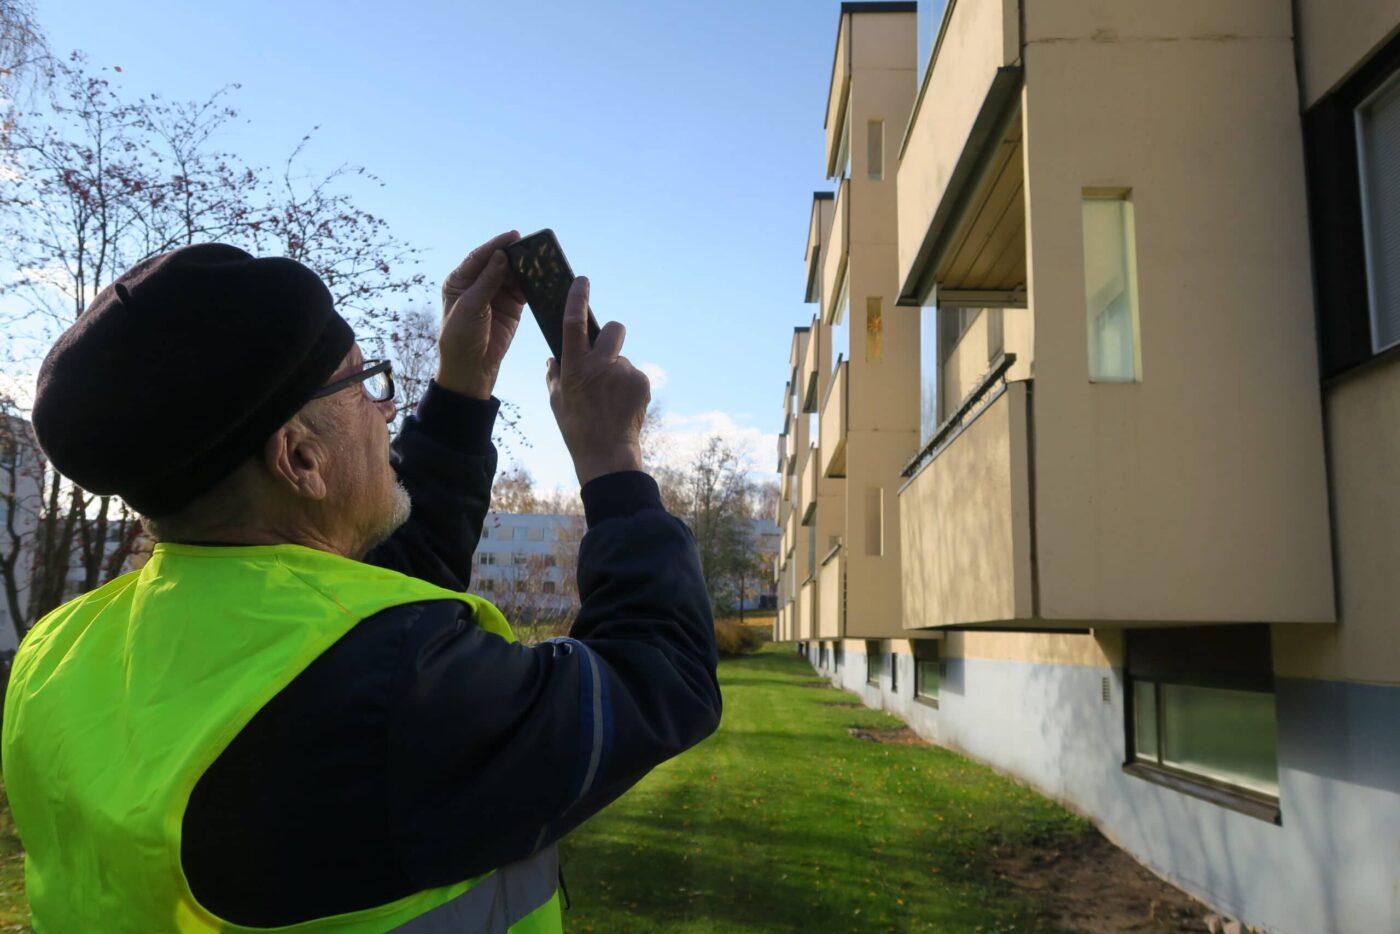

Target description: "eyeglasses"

left=311, top=358, right=395, bottom=404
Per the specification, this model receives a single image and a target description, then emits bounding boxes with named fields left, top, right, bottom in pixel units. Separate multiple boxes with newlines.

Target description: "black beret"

left=32, top=243, right=355, bottom=517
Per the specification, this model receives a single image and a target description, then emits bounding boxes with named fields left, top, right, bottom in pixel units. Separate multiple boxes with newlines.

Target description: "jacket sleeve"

left=363, top=382, right=499, bottom=591
left=385, top=472, right=721, bottom=889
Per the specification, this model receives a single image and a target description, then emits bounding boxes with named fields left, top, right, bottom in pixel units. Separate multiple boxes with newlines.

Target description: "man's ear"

left=262, top=418, right=330, bottom=501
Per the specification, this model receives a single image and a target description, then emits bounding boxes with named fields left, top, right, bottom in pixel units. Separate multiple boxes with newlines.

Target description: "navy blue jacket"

left=181, top=383, right=721, bottom=926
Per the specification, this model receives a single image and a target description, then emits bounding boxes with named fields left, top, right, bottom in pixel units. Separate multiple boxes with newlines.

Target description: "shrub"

left=714, top=619, right=764, bottom=657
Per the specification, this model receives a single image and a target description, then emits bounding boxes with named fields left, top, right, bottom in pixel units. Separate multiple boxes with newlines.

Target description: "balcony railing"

left=820, top=360, right=848, bottom=478
left=898, top=379, right=1033, bottom=629
left=818, top=544, right=844, bottom=639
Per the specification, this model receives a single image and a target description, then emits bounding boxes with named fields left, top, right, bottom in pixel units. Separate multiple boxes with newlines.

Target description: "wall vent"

left=1101, top=677, right=1111, bottom=704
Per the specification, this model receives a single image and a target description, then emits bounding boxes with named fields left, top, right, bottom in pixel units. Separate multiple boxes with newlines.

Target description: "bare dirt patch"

left=990, top=831, right=1219, bottom=932
left=846, top=725, right=925, bottom=745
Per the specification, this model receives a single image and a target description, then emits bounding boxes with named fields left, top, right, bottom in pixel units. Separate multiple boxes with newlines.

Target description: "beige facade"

left=777, top=2, right=1400, bottom=932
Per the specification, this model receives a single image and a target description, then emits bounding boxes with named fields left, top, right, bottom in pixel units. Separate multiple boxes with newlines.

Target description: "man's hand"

left=546, top=277, right=651, bottom=486
left=437, top=231, right=527, bottom=400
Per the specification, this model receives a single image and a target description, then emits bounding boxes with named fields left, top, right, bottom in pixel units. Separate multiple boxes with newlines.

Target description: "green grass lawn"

left=0, top=646, right=1091, bottom=932
left=558, top=645, right=1090, bottom=933
left=0, top=781, right=27, bottom=931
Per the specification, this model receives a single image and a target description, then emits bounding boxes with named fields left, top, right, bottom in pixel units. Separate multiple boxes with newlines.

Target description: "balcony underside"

left=899, top=67, right=1026, bottom=307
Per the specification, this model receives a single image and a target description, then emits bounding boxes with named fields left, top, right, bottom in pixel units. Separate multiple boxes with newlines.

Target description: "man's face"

left=311, top=344, right=410, bottom=555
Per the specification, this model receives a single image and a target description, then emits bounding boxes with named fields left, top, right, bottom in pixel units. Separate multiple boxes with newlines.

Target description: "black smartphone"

left=503, top=229, right=601, bottom=361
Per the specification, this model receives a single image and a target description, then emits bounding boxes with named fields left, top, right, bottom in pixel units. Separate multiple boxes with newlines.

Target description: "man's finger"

left=561, top=277, right=591, bottom=364
left=442, top=231, right=520, bottom=299
left=593, top=321, right=625, bottom=362
left=453, top=251, right=510, bottom=318
left=545, top=356, right=561, bottom=393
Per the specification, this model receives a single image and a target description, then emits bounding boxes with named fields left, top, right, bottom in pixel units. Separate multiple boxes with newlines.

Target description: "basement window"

left=914, top=641, right=939, bottom=708
left=866, top=641, right=881, bottom=686
left=1125, top=626, right=1280, bottom=821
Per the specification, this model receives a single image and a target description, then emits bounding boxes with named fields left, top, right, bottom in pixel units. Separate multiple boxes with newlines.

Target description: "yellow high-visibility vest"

left=2, top=542, right=563, bottom=933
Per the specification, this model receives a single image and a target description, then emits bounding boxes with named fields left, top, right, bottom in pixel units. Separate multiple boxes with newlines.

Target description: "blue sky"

left=35, top=0, right=944, bottom=493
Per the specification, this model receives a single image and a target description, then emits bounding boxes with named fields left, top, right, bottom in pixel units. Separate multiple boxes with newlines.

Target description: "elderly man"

left=1, top=233, right=720, bottom=932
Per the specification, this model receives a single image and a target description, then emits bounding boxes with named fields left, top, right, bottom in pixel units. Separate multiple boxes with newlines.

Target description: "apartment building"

left=475, top=512, right=584, bottom=620
left=775, top=2, right=1400, bottom=931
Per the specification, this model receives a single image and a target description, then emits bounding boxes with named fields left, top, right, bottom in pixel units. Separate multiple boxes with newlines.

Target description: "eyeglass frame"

left=310, top=358, right=395, bottom=403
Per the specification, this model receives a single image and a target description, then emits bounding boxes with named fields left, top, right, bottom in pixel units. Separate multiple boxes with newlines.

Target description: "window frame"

left=1355, top=68, right=1400, bottom=354
left=1081, top=190, right=1143, bottom=384
left=1123, top=626, right=1282, bottom=823
left=913, top=641, right=939, bottom=708
left=1303, top=28, right=1400, bottom=379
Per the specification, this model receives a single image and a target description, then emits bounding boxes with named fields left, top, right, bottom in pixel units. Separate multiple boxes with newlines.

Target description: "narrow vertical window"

left=865, top=297, right=883, bottom=362
left=1082, top=192, right=1143, bottom=381
left=919, top=299, right=939, bottom=446
left=867, top=120, right=884, bottom=181
left=865, top=486, right=884, bottom=556
left=1357, top=72, right=1400, bottom=351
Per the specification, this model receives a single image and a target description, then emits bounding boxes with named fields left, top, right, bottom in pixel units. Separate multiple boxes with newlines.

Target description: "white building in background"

left=474, top=512, right=586, bottom=620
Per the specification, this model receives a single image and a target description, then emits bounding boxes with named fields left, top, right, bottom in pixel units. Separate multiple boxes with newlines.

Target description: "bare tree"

left=0, top=0, right=50, bottom=111
left=0, top=56, right=426, bottom=629
left=490, top=464, right=540, bottom=515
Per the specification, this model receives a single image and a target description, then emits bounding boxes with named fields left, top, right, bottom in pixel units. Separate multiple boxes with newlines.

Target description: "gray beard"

left=365, top=480, right=413, bottom=553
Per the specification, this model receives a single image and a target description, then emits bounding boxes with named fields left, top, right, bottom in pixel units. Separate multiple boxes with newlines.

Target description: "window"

left=914, top=641, right=939, bottom=706
left=830, top=270, right=850, bottom=376
left=890, top=650, right=899, bottom=694
left=512, top=553, right=528, bottom=565
left=1126, top=626, right=1279, bottom=808
left=479, top=578, right=493, bottom=592
left=833, top=643, right=844, bottom=671
left=864, top=486, right=883, bottom=557
left=527, top=526, right=545, bottom=541
left=866, top=641, right=881, bottom=686
left=867, top=120, right=884, bottom=181
left=919, top=299, right=939, bottom=447
left=865, top=297, right=883, bottom=362
left=513, top=527, right=529, bottom=541
left=479, top=552, right=497, bottom=566
left=514, top=581, right=527, bottom=593
left=543, top=581, right=556, bottom=595
left=1357, top=71, right=1400, bottom=351
left=481, top=525, right=490, bottom=539
left=1304, top=34, right=1400, bottom=377
left=543, top=555, right=557, bottom=568
left=1082, top=192, right=1143, bottom=382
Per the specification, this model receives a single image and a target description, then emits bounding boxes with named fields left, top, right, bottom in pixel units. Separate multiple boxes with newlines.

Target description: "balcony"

left=798, top=577, right=816, bottom=641
left=799, top=444, right=818, bottom=525
left=820, top=360, right=848, bottom=478
left=821, top=178, right=849, bottom=321
left=897, top=0, right=1025, bottom=308
left=800, top=316, right=821, bottom=413
left=818, top=545, right=844, bottom=639
left=899, top=378, right=1033, bottom=629
left=805, top=192, right=835, bottom=304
